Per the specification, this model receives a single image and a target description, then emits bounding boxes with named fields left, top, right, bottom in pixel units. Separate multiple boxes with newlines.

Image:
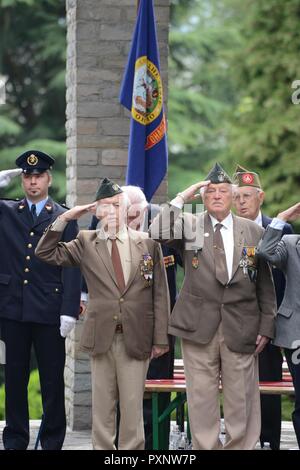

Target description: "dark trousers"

left=285, top=348, right=300, bottom=448
left=1, top=319, right=66, bottom=450
left=258, top=343, right=283, bottom=449
left=143, top=338, right=175, bottom=450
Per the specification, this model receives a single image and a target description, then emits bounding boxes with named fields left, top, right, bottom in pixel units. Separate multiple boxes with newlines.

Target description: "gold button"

left=24, top=280, right=28, bottom=285
left=24, top=268, right=29, bottom=273
left=113, top=315, right=118, bottom=321
left=30, top=232, right=34, bottom=236
left=26, top=256, right=30, bottom=260
left=120, top=298, right=124, bottom=303
left=27, top=243, right=32, bottom=248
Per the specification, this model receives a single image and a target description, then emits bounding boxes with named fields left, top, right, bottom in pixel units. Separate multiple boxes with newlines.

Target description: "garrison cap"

left=204, top=162, right=232, bottom=184
left=233, top=164, right=262, bottom=189
left=94, top=177, right=123, bottom=201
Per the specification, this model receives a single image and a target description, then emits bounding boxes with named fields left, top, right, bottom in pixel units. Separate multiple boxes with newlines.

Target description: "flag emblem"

left=132, top=56, right=163, bottom=125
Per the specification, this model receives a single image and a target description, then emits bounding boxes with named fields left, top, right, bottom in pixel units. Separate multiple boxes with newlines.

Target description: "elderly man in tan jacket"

left=35, top=178, right=170, bottom=450
left=150, top=163, right=276, bottom=450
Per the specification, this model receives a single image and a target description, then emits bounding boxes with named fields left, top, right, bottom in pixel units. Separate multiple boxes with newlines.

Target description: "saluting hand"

left=277, top=202, right=300, bottom=223
left=0, top=168, right=22, bottom=188
left=60, top=203, right=97, bottom=222
left=177, top=180, right=211, bottom=203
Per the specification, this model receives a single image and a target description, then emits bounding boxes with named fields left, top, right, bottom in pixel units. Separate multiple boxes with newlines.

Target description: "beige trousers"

left=90, top=333, right=149, bottom=450
left=182, top=323, right=261, bottom=450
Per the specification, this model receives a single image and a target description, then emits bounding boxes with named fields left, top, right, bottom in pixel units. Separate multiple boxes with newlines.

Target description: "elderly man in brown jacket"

left=35, top=178, right=170, bottom=450
left=150, top=163, right=276, bottom=450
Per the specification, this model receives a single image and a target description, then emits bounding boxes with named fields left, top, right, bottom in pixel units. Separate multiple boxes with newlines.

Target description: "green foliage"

left=0, top=0, right=67, bottom=202
left=168, top=0, right=241, bottom=179
left=169, top=0, right=300, bottom=230
left=0, top=139, right=67, bottom=202
left=222, top=0, right=300, bottom=224
left=0, top=368, right=42, bottom=420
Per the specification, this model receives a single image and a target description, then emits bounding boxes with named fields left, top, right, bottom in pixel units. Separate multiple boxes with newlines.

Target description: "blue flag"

left=119, top=0, right=168, bottom=202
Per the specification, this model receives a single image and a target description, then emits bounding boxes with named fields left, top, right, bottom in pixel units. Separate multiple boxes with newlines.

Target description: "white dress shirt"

left=269, top=217, right=286, bottom=230
left=209, top=213, right=234, bottom=281
left=254, top=210, right=262, bottom=227
left=170, top=197, right=235, bottom=280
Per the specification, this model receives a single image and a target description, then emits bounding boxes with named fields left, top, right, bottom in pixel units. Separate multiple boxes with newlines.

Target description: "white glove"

left=60, top=315, right=76, bottom=338
left=0, top=340, right=6, bottom=365
left=0, top=168, right=22, bottom=188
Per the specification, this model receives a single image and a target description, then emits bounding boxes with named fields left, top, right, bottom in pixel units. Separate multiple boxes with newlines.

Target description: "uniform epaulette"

left=59, top=202, right=70, bottom=210
left=0, top=197, right=20, bottom=201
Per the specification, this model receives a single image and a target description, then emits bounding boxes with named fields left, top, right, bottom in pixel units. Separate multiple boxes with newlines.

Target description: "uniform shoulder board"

left=0, top=197, right=20, bottom=202
left=59, top=202, right=70, bottom=210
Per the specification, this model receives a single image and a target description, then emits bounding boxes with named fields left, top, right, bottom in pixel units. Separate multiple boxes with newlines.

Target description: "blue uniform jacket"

left=0, top=197, right=81, bottom=325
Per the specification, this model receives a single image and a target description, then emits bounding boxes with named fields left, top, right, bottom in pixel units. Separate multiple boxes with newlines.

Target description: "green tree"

left=168, top=0, right=240, bottom=197
left=224, top=0, right=300, bottom=221
left=0, top=0, right=67, bottom=202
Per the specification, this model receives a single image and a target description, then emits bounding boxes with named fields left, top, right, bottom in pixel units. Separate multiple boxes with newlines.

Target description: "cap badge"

left=27, top=154, right=38, bottom=166
left=242, top=173, right=254, bottom=184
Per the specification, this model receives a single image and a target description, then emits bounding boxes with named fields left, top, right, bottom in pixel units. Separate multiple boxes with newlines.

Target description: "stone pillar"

left=65, top=0, right=170, bottom=430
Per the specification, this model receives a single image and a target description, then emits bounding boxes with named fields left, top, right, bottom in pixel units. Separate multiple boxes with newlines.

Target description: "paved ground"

left=0, top=420, right=298, bottom=450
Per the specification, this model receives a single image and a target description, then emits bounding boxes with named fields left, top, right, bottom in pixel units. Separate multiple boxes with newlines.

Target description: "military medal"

left=164, top=255, right=175, bottom=268
left=192, top=249, right=199, bottom=269
left=239, top=246, right=257, bottom=281
left=140, top=254, right=153, bottom=287
left=239, top=258, right=248, bottom=276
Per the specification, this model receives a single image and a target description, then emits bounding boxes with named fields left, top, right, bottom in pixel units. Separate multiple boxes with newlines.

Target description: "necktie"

left=31, top=203, right=37, bottom=223
left=213, top=223, right=228, bottom=285
left=110, top=238, right=125, bottom=292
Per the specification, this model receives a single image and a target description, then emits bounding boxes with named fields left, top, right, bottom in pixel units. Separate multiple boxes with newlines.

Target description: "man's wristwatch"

left=176, top=192, right=186, bottom=204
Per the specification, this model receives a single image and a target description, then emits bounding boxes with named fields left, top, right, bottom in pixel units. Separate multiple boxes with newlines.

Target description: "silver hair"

left=232, top=185, right=264, bottom=196
left=121, top=191, right=130, bottom=208
left=121, top=185, right=148, bottom=209
left=200, top=183, right=235, bottom=197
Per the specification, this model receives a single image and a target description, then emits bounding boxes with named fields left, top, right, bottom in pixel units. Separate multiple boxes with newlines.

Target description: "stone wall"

left=65, top=0, right=170, bottom=429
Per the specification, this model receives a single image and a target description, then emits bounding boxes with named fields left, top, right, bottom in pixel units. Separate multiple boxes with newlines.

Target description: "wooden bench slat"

left=145, top=378, right=295, bottom=395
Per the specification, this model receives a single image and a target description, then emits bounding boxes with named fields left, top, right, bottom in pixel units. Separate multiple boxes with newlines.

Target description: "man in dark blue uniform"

left=0, top=150, right=81, bottom=450
left=233, top=165, right=293, bottom=450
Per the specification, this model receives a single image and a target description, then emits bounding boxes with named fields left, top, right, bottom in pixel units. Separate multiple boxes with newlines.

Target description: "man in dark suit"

left=0, top=150, right=81, bottom=450
left=233, top=165, right=293, bottom=450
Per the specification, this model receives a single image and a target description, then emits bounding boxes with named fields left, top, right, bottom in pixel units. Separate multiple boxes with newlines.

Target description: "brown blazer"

left=35, top=224, right=170, bottom=360
left=150, top=205, right=276, bottom=354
